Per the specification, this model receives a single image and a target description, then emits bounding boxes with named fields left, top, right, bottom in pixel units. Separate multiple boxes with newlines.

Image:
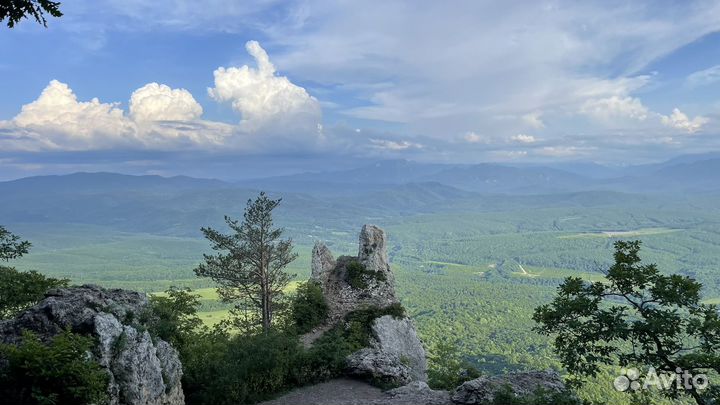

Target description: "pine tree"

left=195, top=192, right=297, bottom=333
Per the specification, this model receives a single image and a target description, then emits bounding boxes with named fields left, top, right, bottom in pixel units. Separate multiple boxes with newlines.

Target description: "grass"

left=152, top=282, right=304, bottom=327
left=196, top=309, right=232, bottom=327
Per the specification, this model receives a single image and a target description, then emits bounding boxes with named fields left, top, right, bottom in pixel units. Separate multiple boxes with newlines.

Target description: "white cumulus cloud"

left=580, top=96, right=649, bottom=122
left=208, top=41, right=321, bottom=131
left=129, top=83, right=203, bottom=122
left=660, top=108, right=708, bottom=133
left=1, top=80, right=230, bottom=151
left=10, top=80, right=135, bottom=149
left=463, top=132, right=489, bottom=144
left=511, top=134, right=536, bottom=143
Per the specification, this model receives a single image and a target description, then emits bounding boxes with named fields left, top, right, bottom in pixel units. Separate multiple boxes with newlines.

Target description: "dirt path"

left=259, top=379, right=388, bottom=405
left=259, top=379, right=452, bottom=405
left=300, top=324, right=334, bottom=348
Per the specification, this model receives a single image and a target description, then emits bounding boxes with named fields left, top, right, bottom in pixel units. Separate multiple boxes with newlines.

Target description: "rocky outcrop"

left=345, top=315, right=427, bottom=386
left=310, top=225, right=427, bottom=386
left=346, top=348, right=413, bottom=387
left=311, top=225, right=397, bottom=324
left=451, top=370, right=566, bottom=404
left=370, top=315, right=427, bottom=381
left=0, top=285, right=184, bottom=405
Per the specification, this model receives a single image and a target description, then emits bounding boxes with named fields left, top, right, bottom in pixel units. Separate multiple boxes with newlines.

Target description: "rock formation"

left=451, top=370, right=566, bottom=404
left=309, top=224, right=427, bottom=385
left=311, top=224, right=398, bottom=323
left=0, top=285, right=184, bottom=405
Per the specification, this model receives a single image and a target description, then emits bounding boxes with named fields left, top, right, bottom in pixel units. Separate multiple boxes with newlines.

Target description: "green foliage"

left=0, top=266, right=68, bottom=319
left=427, top=339, right=481, bottom=390
left=195, top=192, right=298, bottom=333
left=145, top=287, right=203, bottom=348
left=182, top=328, right=302, bottom=405
left=290, top=281, right=328, bottom=334
left=0, top=330, right=109, bottom=405
left=534, top=240, right=720, bottom=405
left=0, top=0, right=62, bottom=28
left=307, top=303, right=407, bottom=380
left=345, top=260, right=386, bottom=289
left=13, top=194, right=720, bottom=404
left=0, top=225, right=32, bottom=262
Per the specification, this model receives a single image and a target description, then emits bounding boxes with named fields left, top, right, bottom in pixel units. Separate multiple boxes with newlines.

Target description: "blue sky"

left=1, top=0, right=720, bottom=180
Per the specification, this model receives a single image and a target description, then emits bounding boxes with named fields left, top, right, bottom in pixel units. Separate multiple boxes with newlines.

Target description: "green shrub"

left=144, top=287, right=203, bottom=348
left=290, top=281, right=328, bottom=334
left=177, top=288, right=406, bottom=404
left=427, top=339, right=481, bottom=390
left=0, top=329, right=109, bottom=405
left=182, top=328, right=302, bottom=405
left=0, top=266, right=68, bottom=319
left=345, top=261, right=387, bottom=289
left=304, top=303, right=407, bottom=383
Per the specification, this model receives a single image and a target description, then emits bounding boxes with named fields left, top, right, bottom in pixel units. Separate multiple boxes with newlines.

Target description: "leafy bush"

left=304, top=303, right=407, bottom=382
left=345, top=260, right=387, bottom=289
left=290, top=281, right=329, bottom=334
left=0, top=330, right=109, bottom=405
left=182, top=328, right=303, bottom=405
left=144, top=287, right=203, bottom=348
left=0, top=266, right=68, bottom=319
left=428, top=339, right=481, bottom=390
left=0, top=225, right=31, bottom=262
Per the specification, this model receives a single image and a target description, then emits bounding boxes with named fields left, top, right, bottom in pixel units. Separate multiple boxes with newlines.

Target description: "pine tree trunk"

left=261, top=267, right=270, bottom=334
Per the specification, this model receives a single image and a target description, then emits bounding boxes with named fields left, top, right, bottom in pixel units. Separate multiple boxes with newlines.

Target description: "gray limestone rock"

left=0, top=285, right=185, bottom=405
left=451, top=370, right=566, bottom=404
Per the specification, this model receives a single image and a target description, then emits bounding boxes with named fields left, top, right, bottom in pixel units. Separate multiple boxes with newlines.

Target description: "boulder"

left=346, top=348, right=413, bottom=387
left=370, top=315, right=427, bottom=382
left=0, top=285, right=184, bottom=405
left=345, top=315, right=427, bottom=387
left=387, top=381, right=452, bottom=405
left=451, top=370, right=566, bottom=405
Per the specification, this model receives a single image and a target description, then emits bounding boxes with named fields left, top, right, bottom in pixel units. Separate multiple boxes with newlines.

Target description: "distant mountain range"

left=1, top=153, right=717, bottom=237
left=236, top=153, right=720, bottom=195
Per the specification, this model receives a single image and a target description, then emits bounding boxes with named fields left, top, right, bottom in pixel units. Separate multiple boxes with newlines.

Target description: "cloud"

left=1, top=41, right=327, bottom=152
left=463, top=132, right=489, bottom=144
left=686, top=65, right=720, bottom=87
left=1, top=80, right=230, bottom=151
left=208, top=41, right=321, bottom=132
left=263, top=1, right=720, bottom=139
left=580, top=96, right=648, bottom=122
left=510, top=134, right=536, bottom=143
left=8, top=80, right=135, bottom=150
left=660, top=108, right=708, bottom=133
left=129, top=83, right=203, bottom=122
left=369, top=138, right=423, bottom=151
left=522, top=112, right=544, bottom=129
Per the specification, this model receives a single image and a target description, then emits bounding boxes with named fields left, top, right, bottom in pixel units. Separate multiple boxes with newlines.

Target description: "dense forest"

left=5, top=178, right=720, bottom=404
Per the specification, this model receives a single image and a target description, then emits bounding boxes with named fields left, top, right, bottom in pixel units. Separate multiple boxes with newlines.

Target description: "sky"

left=1, top=0, right=720, bottom=180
